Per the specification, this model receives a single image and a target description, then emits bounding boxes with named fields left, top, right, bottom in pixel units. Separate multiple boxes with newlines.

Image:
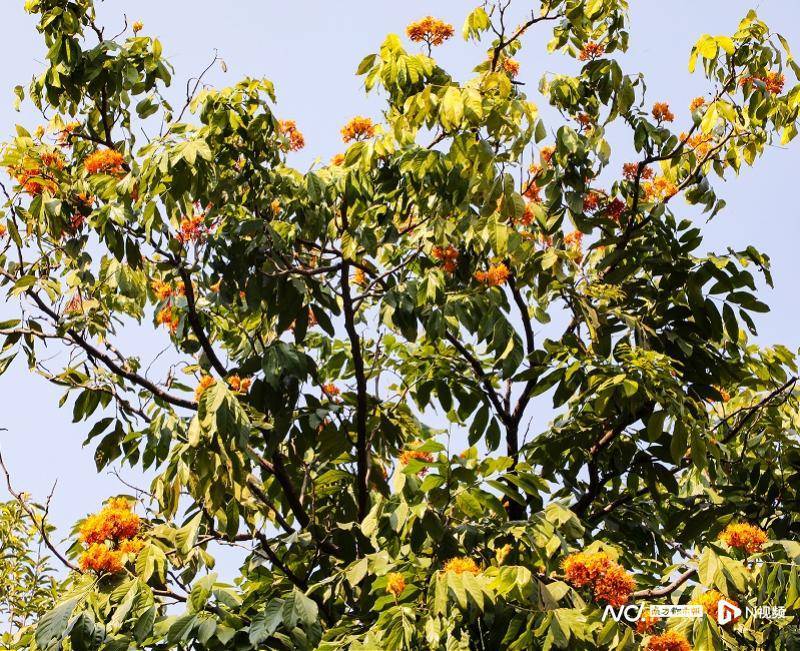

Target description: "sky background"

left=0, top=1, right=799, bottom=580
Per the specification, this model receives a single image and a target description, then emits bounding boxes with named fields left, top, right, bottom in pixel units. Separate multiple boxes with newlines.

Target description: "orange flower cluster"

left=13, top=167, right=57, bottom=196
left=278, top=119, right=305, bottom=152
left=331, top=153, right=346, bottom=166
left=322, top=383, right=340, bottom=398
left=564, top=230, right=583, bottom=249
left=228, top=375, right=252, bottom=393
left=157, top=306, right=179, bottom=333
left=474, top=263, right=510, bottom=287
left=502, top=58, right=520, bottom=77
left=718, top=522, right=768, bottom=554
left=540, top=146, right=555, bottom=164
left=64, top=293, right=85, bottom=314
left=523, top=181, right=542, bottom=202
left=177, top=215, right=206, bottom=244
left=132, top=20, right=143, bottom=34
left=519, top=201, right=538, bottom=226
left=652, top=102, right=675, bottom=123
left=79, top=498, right=143, bottom=574
left=386, top=572, right=406, bottom=597
left=740, top=71, right=785, bottom=95
left=399, top=447, right=434, bottom=474
left=643, top=177, right=677, bottom=201
left=696, top=589, right=739, bottom=624
left=341, top=116, right=376, bottom=143
left=680, top=132, right=714, bottom=159
left=711, top=385, right=731, bottom=403
left=562, top=551, right=635, bottom=607
left=443, top=557, right=481, bottom=575
left=690, top=96, right=707, bottom=111
left=636, top=610, right=660, bottom=634
left=623, top=163, right=654, bottom=181
left=576, top=113, right=593, bottom=129
left=84, top=149, right=125, bottom=176
left=432, top=245, right=459, bottom=272
left=644, top=631, right=691, bottom=651
left=579, top=42, right=606, bottom=61
left=195, top=375, right=216, bottom=401
left=353, top=267, right=367, bottom=286
left=406, top=16, right=454, bottom=47
left=151, top=279, right=174, bottom=301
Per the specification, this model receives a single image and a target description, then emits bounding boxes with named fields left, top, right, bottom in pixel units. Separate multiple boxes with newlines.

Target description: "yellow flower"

left=695, top=589, right=739, bottom=624
left=474, top=263, right=510, bottom=287
left=406, top=16, right=454, bottom=47
left=341, top=116, right=376, bottom=143
left=132, top=21, right=143, bottom=34
left=386, top=572, right=406, bottom=597
left=443, top=557, right=481, bottom=575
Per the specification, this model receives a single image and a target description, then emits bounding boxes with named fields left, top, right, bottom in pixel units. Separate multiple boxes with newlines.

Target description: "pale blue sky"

left=0, top=1, right=799, bottom=578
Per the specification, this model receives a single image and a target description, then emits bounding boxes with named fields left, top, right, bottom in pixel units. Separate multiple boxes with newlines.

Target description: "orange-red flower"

left=322, top=383, right=340, bottom=398
left=623, top=162, right=654, bottom=181
left=680, top=132, right=715, bottom=159
left=278, top=119, right=305, bottom=152
left=645, top=631, right=691, bottom=651
left=690, top=96, right=706, bottom=111
left=195, top=375, right=216, bottom=401
left=341, top=116, right=376, bottom=143
left=399, top=447, right=434, bottom=474
left=406, top=16, right=454, bottom=47
left=331, top=153, right=346, bottom=166
left=606, top=198, right=625, bottom=223
left=636, top=610, right=660, bottom=634
left=562, top=551, right=635, bottom=606
left=540, top=147, right=555, bottom=164
left=432, top=245, right=459, bottom=272
left=177, top=215, right=206, bottom=244
left=740, top=71, right=785, bottom=95
left=157, top=306, right=180, bottom=333
left=443, top=557, right=481, bottom=575
left=652, top=102, right=675, bottom=123
left=227, top=375, right=252, bottom=393
left=502, top=58, right=520, bottom=77
left=474, top=263, right=510, bottom=287
left=84, top=149, right=125, bottom=176
left=718, top=522, right=768, bottom=554
left=579, top=42, right=606, bottom=61
left=583, top=191, right=603, bottom=212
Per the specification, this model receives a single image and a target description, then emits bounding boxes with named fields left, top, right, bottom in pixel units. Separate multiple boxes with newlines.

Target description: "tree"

left=2, top=0, right=800, bottom=648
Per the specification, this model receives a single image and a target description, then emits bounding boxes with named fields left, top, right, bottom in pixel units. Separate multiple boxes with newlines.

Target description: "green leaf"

left=250, top=599, right=284, bottom=645
left=36, top=597, right=81, bottom=649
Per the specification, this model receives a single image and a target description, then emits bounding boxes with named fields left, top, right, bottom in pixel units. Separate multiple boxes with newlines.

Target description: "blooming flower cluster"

left=399, top=446, right=434, bottom=475
left=443, top=557, right=481, bottom=575
left=195, top=375, right=216, bottom=401
left=718, top=522, right=768, bottom=554
left=644, top=631, right=691, bottom=651
left=84, top=149, right=125, bottom=176
left=278, top=119, right=305, bottom=152
left=740, top=71, right=785, bottom=95
left=228, top=375, right=252, bottom=393
left=502, top=58, right=520, bottom=77
left=695, top=589, right=739, bottom=624
left=406, top=16, right=454, bottom=47
left=636, top=610, right=660, bottom=634
left=562, top=551, right=635, bottom=606
left=132, top=20, right=143, bottom=34
left=341, top=116, right=376, bottom=143
left=680, top=132, right=714, bottom=159
left=331, top=153, right=345, bottom=166
left=690, top=96, right=707, bottom=111
left=79, top=498, right=144, bottom=574
left=623, top=163, right=654, bottom=181
left=579, top=42, right=606, bottom=61
left=474, top=262, right=510, bottom=287
left=57, top=121, right=80, bottom=147
left=157, top=306, right=180, bottom=333
left=386, top=572, right=406, bottom=597
left=432, top=245, right=459, bottom=272
left=643, top=177, right=677, bottom=201
left=652, top=102, right=675, bottom=123
left=177, top=214, right=207, bottom=244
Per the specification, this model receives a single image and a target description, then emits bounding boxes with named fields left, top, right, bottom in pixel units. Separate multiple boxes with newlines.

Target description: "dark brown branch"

left=633, top=567, right=696, bottom=599
left=177, top=267, right=227, bottom=378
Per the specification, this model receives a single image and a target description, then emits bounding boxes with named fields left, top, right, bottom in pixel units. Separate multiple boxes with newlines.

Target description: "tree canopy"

left=3, top=1, right=800, bottom=649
